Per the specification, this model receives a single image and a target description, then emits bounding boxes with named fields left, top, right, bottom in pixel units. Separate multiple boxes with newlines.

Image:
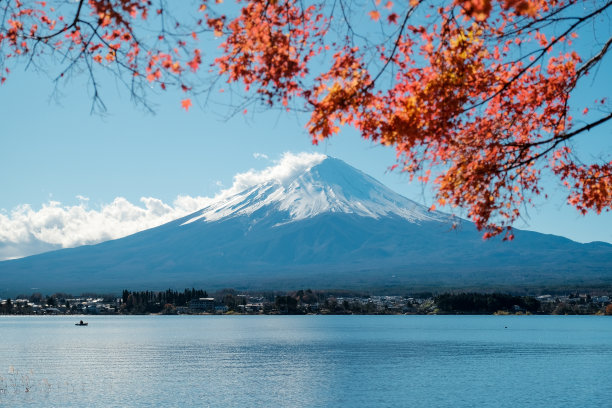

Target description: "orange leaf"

left=368, top=10, right=380, bottom=21
left=181, top=98, right=192, bottom=111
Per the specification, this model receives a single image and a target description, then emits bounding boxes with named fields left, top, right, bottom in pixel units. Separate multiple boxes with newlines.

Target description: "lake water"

left=1, top=315, right=611, bottom=407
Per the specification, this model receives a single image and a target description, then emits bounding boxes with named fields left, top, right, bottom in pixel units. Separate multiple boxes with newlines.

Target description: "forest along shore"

left=2, top=290, right=612, bottom=316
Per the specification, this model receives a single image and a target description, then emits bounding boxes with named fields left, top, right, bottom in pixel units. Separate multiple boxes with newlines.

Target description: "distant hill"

left=1, top=156, right=611, bottom=295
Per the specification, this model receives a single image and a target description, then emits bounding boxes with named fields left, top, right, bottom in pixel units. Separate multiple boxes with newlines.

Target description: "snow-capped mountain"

left=1, top=155, right=611, bottom=295
left=182, top=156, right=444, bottom=225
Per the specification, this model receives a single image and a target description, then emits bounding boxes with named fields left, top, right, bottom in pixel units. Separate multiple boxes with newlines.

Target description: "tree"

left=1, top=298, right=13, bottom=314
left=275, top=294, right=298, bottom=313
left=1, top=0, right=610, bottom=238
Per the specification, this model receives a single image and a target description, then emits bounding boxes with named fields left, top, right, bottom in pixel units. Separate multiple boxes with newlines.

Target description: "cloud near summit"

left=227, top=151, right=326, bottom=193
left=0, top=152, right=327, bottom=260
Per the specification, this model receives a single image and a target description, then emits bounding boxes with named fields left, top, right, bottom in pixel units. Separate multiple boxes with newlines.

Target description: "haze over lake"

left=2, top=315, right=611, bottom=407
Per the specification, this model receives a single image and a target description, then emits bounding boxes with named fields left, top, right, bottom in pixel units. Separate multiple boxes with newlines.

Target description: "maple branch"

left=497, top=0, right=578, bottom=39
left=464, top=0, right=612, bottom=113
left=502, top=111, right=612, bottom=172
left=51, top=24, right=98, bottom=80
left=576, top=35, right=612, bottom=78
left=366, top=2, right=417, bottom=91
left=0, top=1, right=14, bottom=68
left=0, top=1, right=10, bottom=36
left=338, top=0, right=369, bottom=44
left=34, top=0, right=85, bottom=41
left=84, top=45, right=107, bottom=114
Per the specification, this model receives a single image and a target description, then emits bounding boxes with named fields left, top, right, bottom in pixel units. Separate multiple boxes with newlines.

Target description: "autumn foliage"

left=1, top=0, right=610, bottom=239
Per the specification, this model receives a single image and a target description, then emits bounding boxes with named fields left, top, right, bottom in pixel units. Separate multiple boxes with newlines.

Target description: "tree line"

left=121, top=288, right=208, bottom=314
left=434, top=293, right=540, bottom=314
left=3, top=289, right=612, bottom=315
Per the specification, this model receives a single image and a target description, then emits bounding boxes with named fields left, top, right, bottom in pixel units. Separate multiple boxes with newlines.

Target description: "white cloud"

left=253, top=152, right=269, bottom=160
left=0, top=152, right=326, bottom=260
left=229, top=151, right=326, bottom=193
left=0, top=195, right=212, bottom=260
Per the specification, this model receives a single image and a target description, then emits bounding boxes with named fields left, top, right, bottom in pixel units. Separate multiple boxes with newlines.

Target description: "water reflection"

left=1, top=315, right=611, bottom=407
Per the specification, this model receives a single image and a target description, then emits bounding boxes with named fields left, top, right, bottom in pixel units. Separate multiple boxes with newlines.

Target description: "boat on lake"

left=75, top=320, right=88, bottom=326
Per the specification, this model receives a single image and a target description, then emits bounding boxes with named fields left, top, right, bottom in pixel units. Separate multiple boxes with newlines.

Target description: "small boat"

left=75, top=320, right=88, bottom=326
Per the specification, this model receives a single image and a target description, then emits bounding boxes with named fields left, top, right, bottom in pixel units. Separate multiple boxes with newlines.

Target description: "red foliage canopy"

left=1, top=0, right=610, bottom=238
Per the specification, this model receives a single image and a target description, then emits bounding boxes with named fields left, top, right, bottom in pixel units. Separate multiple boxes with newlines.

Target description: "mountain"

left=1, top=155, right=611, bottom=295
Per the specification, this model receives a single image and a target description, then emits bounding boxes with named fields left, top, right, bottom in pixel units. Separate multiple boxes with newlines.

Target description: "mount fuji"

left=1, top=154, right=612, bottom=294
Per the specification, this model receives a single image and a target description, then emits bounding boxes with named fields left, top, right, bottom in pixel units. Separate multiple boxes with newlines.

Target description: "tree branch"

left=464, top=1, right=612, bottom=113
left=501, top=111, right=612, bottom=172
left=576, top=35, right=612, bottom=77
left=34, top=0, right=85, bottom=41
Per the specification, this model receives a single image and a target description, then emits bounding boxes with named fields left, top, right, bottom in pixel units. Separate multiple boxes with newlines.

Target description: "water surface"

left=1, top=315, right=610, bottom=407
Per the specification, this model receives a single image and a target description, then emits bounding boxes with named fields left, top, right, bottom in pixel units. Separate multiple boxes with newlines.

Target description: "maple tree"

left=1, top=0, right=611, bottom=239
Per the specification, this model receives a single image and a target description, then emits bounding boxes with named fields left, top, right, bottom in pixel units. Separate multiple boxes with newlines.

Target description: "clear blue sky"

left=1, top=2, right=611, bottom=248
left=1, top=66, right=610, bottom=246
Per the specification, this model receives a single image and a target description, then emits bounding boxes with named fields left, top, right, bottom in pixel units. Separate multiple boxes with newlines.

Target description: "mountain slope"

left=1, top=155, right=611, bottom=294
left=182, top=156, right=445, bottom=224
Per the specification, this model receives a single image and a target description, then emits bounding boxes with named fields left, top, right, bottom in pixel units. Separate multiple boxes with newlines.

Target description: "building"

left=189, top=297, right=215, bottom=313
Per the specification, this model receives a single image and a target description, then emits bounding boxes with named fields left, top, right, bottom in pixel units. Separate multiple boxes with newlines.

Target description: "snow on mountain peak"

left=231, top=151, right=327, bottom=191
left=182, top=153, right=443, bottom=225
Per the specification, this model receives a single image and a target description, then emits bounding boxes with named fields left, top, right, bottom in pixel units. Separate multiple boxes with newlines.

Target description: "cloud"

left=253, top=152, right=269, bottom=160
left=0, top=195, right=212, bottom=260
left=0, top=152, right=326, bottom=260
left=229, top=151, right=326, bottom=193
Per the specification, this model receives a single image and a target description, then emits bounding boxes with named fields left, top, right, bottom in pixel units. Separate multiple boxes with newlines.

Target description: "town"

left=1, top=289, right=612, bottom=315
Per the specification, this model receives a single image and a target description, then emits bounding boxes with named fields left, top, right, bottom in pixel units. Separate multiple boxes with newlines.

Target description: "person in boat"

left=79, top=320, right=84, bottom=325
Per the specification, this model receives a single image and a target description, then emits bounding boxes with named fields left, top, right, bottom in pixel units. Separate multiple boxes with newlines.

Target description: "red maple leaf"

left=181, top=98, right=192, bottom=111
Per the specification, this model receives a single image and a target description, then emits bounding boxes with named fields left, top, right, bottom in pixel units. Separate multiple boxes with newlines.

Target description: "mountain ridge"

left=1, top=155, right=611, bottom=295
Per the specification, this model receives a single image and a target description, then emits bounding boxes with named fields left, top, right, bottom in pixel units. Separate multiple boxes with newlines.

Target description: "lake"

left=1, top=315, right=611, bottom=407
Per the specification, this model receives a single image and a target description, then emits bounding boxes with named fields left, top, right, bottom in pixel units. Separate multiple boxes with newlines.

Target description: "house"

left=86, top=304, right=100, bottom=314
left=189, top=297, right=215, bottom=313
left=245, top=303, right=263, bottom=313
left=175, top=306, right=189, bottom=314
left=536, top=295, right=553, bottom=302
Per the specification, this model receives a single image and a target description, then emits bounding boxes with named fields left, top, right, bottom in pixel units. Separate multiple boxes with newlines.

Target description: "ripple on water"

left=1, top=315, right=611, bottom=407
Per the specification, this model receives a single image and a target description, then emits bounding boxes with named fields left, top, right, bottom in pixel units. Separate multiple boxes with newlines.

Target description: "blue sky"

left=0, top=2, right=611, bottom=260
